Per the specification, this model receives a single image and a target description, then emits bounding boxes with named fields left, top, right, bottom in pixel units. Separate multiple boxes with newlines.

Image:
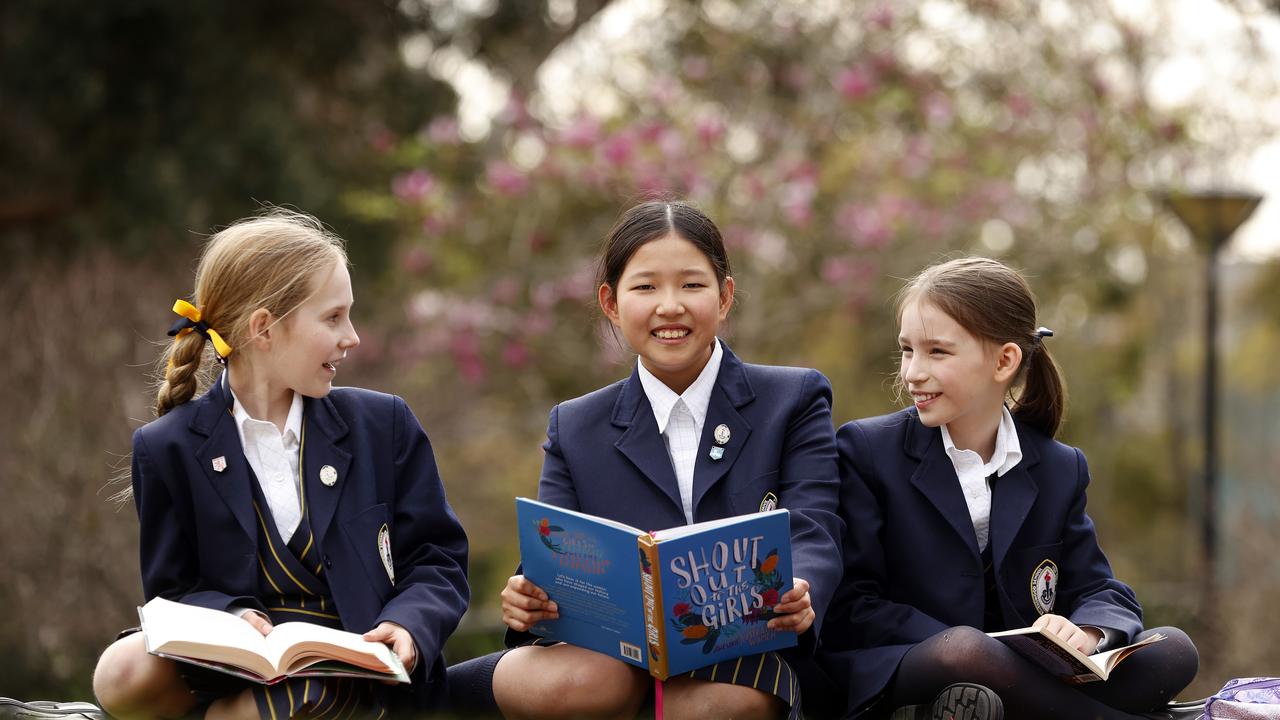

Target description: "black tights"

left=446, top=650, right=505, bottom=716
left=887, top=626, right=1199, bottom=720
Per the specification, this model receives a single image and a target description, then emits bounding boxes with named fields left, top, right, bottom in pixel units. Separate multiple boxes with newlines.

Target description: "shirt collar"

left=227, top=370, right=304, bottom=446
left=637, top=338, right=723, bottom=434
left=940, top=405, right=1023, bottom=477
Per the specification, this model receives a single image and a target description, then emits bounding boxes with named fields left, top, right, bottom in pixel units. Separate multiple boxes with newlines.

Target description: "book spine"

left=637, top=534, right=668, bottom=680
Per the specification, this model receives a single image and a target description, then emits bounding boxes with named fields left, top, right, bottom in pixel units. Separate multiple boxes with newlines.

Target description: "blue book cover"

left=645, top=508, right=795, bottom=678
left=516, top=498, right=796, bottom=679
left=516, top=498, right=651, bottom=668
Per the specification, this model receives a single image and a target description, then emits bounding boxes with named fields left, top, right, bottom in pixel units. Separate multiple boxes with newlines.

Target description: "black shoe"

left=1142, top=698, right=1207, bottom=719
left=889, top=683, right=1004, bottom=720
left=0, top=699, right=105, bottom=720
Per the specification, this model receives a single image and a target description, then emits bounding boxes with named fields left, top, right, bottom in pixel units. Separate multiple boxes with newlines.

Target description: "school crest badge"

left=759, top=492, right=778, bottom=513
left=1030, top=559, right=1057, bottom=615
left=378, top=523, right=395, bottom=585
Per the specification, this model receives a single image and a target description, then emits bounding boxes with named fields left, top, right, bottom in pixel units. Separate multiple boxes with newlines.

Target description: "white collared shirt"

left=637, top=338, right=724, bottom=525
left=229, top=380, right=305, bottom=543
left=941, top=405, right=1023, bottom=552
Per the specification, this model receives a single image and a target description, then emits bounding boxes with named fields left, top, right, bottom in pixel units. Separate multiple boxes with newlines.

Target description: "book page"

left=996, top=633, right=1101, bottom=680
left=1096, top=632, right=1165, bottom=674
left=266, top=622, right=402, bottom=675
left=140, top=597, right=269, bottom=660
left=988, top=626, right=1104, bottom=682
left=139, top=597, right=276, bottom=679
left=990, top=627, right=1169, bottom=683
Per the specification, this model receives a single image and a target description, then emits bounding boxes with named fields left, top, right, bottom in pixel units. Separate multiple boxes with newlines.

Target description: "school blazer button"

left=324, top=555, right=333, bottom=568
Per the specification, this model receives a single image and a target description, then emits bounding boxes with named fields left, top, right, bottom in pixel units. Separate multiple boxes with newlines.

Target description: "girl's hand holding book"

left=766, top=577, right=815, bottom=634
left=363, top=621, right=417, bottom=674
left=1032, top=613, right=1103, bottom=654
left=501, top=574, right=559, bottom=632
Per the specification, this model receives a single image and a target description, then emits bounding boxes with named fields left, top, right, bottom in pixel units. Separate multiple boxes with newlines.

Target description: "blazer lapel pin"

left=709, top=423, right=730, bottom=461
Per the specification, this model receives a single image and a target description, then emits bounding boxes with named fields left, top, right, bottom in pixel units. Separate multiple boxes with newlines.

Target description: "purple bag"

left=1205, top=677, right=1280, bottom=719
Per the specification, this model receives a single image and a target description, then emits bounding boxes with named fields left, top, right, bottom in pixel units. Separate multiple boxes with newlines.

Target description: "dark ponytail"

left=1014, top=336, right=1065, bottom=437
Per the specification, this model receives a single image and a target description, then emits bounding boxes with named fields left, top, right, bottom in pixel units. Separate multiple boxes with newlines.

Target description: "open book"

left=138, top=597, right=409, bottom=684
left=517, top=498, right=796, bottom=680
left=988, top=625, right=1165, bottom=684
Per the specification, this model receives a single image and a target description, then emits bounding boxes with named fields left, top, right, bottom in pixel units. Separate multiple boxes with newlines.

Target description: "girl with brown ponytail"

left=813, top=257, right=1202, bottom=720
left=91, top=210, right=469, bottom=719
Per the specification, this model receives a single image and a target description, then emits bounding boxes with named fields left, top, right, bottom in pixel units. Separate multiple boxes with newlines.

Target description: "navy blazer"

left=522, top=344, right=844, bottom=654
left=819, top=409, right=1142, bottom=716
left=130, top=377, right=469, bottom=708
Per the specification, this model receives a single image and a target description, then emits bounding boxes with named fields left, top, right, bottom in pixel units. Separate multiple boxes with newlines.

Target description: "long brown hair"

left=897, top=257, right=1066, bottom=437
left=155, top=209, right=347, bottom=416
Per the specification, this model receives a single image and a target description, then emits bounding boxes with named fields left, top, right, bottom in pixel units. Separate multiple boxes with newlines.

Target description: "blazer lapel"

left=300, top=394, right=352, bottom=549
left=691, top=346, right=754, bottom=511
left=989, top=425, right=1041, bottom=571
left=612, top=366, right=685, bottom=515
left=904, top=413, right=981, bottom=558
left=191, top=376, right=257, bottom=541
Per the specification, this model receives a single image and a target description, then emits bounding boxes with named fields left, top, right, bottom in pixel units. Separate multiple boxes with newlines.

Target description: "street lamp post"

left=1162, top=191, right=1262, bottom=604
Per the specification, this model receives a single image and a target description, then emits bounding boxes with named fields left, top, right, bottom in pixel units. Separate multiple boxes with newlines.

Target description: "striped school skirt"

left=175, top=664, right=386, bottom=720
left=685, top=651, right=801, bottom=720
left=245, top=676, right=381, bottom=720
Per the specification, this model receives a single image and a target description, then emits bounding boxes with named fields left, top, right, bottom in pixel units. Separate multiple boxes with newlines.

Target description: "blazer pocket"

left=1010, top=541, right=1063, bottom=619
left=732, top=470, right=780, bottom=514
left=342, top=503, right=394, bottom=603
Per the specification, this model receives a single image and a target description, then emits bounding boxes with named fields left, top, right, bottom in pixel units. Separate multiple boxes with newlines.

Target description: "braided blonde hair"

left=155, top=209, right=348, bottom=416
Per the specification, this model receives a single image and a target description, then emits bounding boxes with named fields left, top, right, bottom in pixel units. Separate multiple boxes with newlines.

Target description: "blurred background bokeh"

left=2, top=0, right=1278, bottom=702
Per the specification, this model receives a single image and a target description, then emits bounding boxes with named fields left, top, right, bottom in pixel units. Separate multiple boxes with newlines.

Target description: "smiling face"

left=599, top=232, right=734, bottom=394
left=898, top=296, right=1019, bottom=452
left=268, top=260, right=360, bottom=398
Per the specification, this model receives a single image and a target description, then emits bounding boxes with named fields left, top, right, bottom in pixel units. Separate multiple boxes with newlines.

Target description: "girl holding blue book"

left=449, top=200, right=843, bottom=719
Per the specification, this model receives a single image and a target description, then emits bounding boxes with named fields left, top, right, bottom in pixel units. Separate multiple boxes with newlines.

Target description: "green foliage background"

left=1, top=0, right=1276, bottom=701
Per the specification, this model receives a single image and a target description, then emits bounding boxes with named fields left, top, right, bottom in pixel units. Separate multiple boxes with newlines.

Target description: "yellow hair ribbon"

left=168, top=299, right=233, bottom=361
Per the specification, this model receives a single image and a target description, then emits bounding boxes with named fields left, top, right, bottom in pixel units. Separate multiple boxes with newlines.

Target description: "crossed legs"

left=888, top=626, right=1198, bottom=720
left=93, top=633, right=258, bottom=720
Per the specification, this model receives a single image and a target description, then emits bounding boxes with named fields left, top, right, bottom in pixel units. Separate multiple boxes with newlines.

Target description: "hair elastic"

left=168, top=299, right=233, bottom=364
left=1031, top=326, right=1054, bottom=346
